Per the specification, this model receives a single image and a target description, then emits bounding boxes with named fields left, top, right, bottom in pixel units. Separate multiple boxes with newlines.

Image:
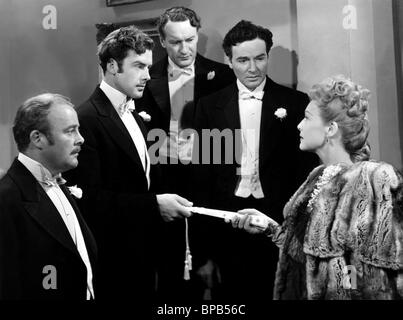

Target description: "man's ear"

left=29, top=130, right=46, bottom=149
left=106, top=58, right=118, bottom=75
left=227, top=57, right=233, bottom=69
left=159, top=35, right=166, bottom=48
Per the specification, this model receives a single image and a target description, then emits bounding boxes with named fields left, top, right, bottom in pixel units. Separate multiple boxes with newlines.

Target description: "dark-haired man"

left=137, top=7, right=235, bottom=301
left=0, top=93, right=96, bottom=300
left=194, top=20, right=318, bottom=300
left=65, top=26, right=193, bottom=300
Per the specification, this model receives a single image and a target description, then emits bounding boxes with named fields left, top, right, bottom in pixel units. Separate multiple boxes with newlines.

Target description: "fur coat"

left=269, top=161, right=403, bottom=300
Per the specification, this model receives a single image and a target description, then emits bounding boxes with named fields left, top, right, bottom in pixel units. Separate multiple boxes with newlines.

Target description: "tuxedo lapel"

left=148, top=55, right=212, bottom=122
left=194, top=55, right=209, bottom=103
left=132, top=111, right=148, bottom=143
left=147, top=57, right=171, bottom=119
left=217, top=84, right=242, bottom=163
left=221, top=89, right=241, bottom=131
left=60, top=185, right=97, bottom=262
left=217, top=79, right=279, bottom=169
left=8, top=160, right=79, bottom=256
left=259, top=78, right=281, bottom=166
left=90, top=87, right=145, bottom=170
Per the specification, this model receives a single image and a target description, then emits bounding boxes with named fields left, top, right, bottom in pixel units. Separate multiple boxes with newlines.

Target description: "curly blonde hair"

left=309, top=75, right=371, bottom=162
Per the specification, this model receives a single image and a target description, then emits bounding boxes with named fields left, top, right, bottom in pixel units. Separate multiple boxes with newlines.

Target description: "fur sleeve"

left=303, top=161, right=403, bottom=272
left=355, top=162, right=403, bottom=270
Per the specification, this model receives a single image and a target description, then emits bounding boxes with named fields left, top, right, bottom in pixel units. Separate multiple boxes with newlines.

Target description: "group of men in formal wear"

left=0, top=6, right=317, bottom=301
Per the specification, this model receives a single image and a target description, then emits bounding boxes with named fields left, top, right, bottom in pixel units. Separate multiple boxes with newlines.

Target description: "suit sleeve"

left=0, top=192, right=23, bottom=299
left=190, top=97, right=222, bottom=264
left=191, top=97, right=214, bottom=207
left=353, top=163, right=403, bottom=298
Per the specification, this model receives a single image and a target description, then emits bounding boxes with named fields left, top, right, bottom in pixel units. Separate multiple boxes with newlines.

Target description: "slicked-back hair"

left=223, top=20, right=273, bottom=59
left=157, top=6, right=201, bottom=39
left=13, top=93, right=73, bottom=152
left=98, top=25, right=154, bottom=73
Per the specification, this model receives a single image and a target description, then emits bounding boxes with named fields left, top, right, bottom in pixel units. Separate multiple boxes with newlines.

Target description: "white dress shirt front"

left=159, top=57, right=195, bottom=162
left=235, top=79, right=266, bottom=199
left=100, top=80, right=150, bottom=188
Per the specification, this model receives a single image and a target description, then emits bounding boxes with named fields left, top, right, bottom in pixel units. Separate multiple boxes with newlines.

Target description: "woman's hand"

left=226, top=208, right=269, bottom=234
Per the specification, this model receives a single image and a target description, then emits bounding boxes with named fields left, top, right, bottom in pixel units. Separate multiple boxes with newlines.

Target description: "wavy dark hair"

left=98, top=25, right=154, bottom=73
left=222, top=20, right=273, bottom=60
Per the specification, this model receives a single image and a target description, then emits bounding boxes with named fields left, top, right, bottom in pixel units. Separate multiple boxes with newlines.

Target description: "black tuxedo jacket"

left=65, top=86, right=163, bottom=299
left=137, top=54, right=235, bottom=133
left=136, top=55, right=235, bottom=277
left=194, top=77, right=318, bottom=221
left=0, top=159, right=97, bottom=300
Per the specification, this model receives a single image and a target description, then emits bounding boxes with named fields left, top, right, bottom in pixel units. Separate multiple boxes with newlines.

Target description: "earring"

left=326, top=136, right=329, bottom=144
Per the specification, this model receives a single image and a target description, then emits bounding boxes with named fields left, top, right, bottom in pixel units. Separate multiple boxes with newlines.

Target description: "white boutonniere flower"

left=138, top=111, right=151, bottom=122
left=68, top=185, right=83, bottom=199
left=207, top=71, right=215, bottom=80
left=274, top=107, right=287, bottom=120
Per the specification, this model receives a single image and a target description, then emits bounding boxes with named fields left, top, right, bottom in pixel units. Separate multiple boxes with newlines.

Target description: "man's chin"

left=66, top=160, right=79, bottom=170
left=132, top=91, right=144, bottom=99
left=176, top=59, right=194, bottom=68
left=244, top=79, right=264, bottom=90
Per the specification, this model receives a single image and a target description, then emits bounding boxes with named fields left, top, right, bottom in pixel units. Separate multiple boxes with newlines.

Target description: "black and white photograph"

left=0, top=0, right=402, bottom=317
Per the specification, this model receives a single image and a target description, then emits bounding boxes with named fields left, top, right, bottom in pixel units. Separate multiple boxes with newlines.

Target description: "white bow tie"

left=239, top=90, right=264, bottom=101
left=117, top=98, right=135, bottom=116
left=169, top=67, right=193, bottom=78
left=41, top=174, right=66, bottom=187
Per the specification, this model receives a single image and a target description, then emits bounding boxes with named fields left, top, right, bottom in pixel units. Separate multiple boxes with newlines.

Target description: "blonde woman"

left=230, top=75, right=403, bottom=299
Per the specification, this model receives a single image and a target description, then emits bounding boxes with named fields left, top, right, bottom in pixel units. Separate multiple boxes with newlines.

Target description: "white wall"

left=297, top=0, right=402, bottom=168
left=0, top=0, right=298, bottom=170
left=0, top=0, right=401, bottom=170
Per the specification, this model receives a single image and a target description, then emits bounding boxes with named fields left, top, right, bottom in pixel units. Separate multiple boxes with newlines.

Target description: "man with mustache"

left=137, top=6, right=235, bottom=301
left=0, top=93, right=96, bottom=299
left=65, top=26, right=193, bottom=301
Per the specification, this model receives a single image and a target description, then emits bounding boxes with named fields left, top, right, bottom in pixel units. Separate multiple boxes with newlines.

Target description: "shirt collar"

left=236, top=77, right=266, bottom=94
left=100, top=80, right=134, bottom=112
left=17, top=153, right=62, bottom=184
left=167, top=57, right=195, bottom=75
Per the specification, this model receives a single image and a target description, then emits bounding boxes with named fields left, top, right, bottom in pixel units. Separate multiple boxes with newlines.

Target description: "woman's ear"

left=327, top=121, right=339, bottom=138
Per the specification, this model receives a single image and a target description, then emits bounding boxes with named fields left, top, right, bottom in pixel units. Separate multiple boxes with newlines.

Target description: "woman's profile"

left=230, top=75, right=403, bottom=299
